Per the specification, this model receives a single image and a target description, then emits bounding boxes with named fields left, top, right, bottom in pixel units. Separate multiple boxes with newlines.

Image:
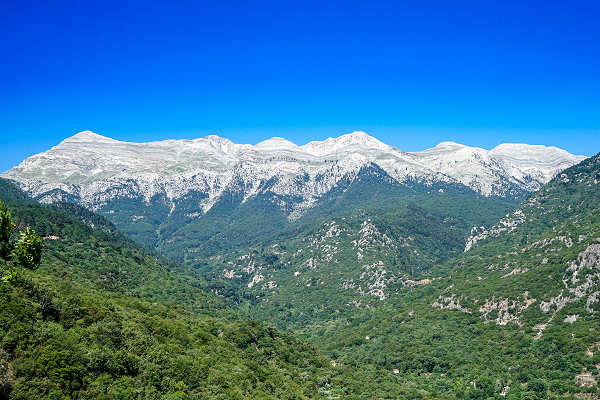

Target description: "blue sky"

left=1, top=0, right=599, bottom=172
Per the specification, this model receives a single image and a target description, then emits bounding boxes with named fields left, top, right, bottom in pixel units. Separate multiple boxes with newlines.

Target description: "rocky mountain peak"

left=62, top=130, right=119, bottom=144
left=254, top=137, right=299, bottom=151
left=300, top=131, right=390, bottom=156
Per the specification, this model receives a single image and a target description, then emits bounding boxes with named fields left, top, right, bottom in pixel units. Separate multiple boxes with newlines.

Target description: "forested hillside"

left=0, top=179, right=357, bottom=399
left=193, top=174, right=515, bottom=333
left=298, top=153, right=600, bottom=399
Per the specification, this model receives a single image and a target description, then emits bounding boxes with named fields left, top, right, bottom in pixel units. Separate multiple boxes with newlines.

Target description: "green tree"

left=13, top=226, right=42, bottom=270
left=0, top=201, right=14, bottom=260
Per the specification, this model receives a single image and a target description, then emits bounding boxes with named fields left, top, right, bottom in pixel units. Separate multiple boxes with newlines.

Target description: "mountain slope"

left=0, top=178, right=218, bottom=311
left=304, top=152, right=600, bottom=399
left=197, top=181, right=518, bottom=332
left=447, top=152, right=600, bottom=334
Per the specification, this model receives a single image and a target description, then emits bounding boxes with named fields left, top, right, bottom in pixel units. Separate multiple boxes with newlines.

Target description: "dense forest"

left=0, top=180, right=355, bottom=399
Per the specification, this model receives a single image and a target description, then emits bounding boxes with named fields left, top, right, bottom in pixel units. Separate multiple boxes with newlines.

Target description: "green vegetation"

left=11, top=227, right=42, bottom=271
left=0, top=181, right=357, bottom=399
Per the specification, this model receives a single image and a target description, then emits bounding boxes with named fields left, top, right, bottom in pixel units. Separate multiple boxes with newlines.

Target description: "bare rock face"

left=464, top=209, right=528, bottom=252
left=432, top=294, right=472, bottom=314
left=0, top=348, right=14, bottom=394
left=540, top=242, right=600, bottom=315
left=575, top=371, right=597, bottom=388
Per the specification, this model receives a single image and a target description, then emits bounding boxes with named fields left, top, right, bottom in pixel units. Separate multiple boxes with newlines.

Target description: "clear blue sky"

left=1, top=0, right=599, bottom=172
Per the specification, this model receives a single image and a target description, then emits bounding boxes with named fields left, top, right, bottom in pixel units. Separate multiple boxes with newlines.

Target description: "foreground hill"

left=0, top=179, right=357, bottom=399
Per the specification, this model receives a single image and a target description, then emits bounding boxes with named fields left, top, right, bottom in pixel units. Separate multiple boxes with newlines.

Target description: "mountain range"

left=2, top=131, right=585, bottom=260
left=4, top=131, right=585, bottom=211
left=2, top=131, right=599, bottom=399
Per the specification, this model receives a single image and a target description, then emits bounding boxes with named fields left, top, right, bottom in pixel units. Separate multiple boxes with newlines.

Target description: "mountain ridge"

left=3, top=131, right=586, bottom=214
